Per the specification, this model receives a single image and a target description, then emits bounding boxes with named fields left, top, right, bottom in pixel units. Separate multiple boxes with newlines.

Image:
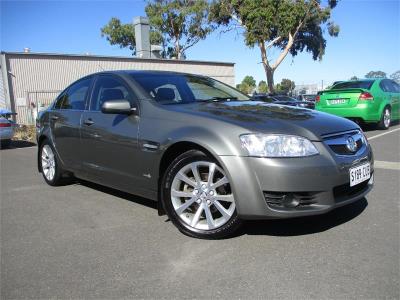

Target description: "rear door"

left=50, top=77, right=93, bottom=171
left=79, top=74, right=143, bottom=192
left=388, top=80, right=400, bottom=119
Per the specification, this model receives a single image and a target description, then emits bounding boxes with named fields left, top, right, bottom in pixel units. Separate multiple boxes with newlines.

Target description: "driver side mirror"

left=101, top=100, right=137, bottom=115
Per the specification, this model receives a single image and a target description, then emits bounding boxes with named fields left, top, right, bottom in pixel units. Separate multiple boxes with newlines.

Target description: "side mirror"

left=101, top=100, right=136, bottom=115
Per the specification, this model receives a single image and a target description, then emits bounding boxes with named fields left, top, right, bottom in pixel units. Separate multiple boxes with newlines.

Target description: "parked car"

left=252, top=94, right=315, bottom=109
left=297, top=94, right=318, bottom=102
left=316, top=79, right=400, bottom=129
left=0, top=109, right=17, bottom=148
left=36, top=71, right=374, bottom=239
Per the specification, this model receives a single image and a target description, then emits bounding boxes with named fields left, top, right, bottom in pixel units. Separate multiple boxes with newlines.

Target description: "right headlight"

left=240, top=134, right=319, bottom=157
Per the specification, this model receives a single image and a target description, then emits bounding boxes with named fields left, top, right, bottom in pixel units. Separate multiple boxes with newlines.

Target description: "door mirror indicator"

left=101, top=100, right=135, bottom=115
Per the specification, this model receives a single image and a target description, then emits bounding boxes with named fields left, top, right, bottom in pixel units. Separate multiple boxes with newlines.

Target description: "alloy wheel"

left=383, top=108, right=391, bottom=128
left=170, top=161, right=235, bottom=231
left=41, top=145, right=56, bottom=181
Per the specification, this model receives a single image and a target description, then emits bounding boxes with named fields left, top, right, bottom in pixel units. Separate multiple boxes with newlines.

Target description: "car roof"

left=90, top=70, right=203, bottom=78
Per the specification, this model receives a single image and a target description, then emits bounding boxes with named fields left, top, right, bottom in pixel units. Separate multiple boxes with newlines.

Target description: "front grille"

left=264, top=191, right=317, bottom=208
left=322, top=130, right=365, bottom=156
left=333, top=180, right=369, bottom=201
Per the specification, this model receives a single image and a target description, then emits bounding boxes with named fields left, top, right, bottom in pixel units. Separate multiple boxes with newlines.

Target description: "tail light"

left=0, top=122, right=11, bottom=127
left=315, top=95, right=320, bottom=103
left=359, top=92, right=374, bottom=101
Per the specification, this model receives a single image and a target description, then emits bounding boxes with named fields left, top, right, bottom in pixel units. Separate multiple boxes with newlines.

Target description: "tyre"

left=39, top=140, right=70, bottom=186
left=161, top=150, right=242, bottom=239
left=377, top=106, right=391, bottom=130
left=0, top=139, right=12, bottom=148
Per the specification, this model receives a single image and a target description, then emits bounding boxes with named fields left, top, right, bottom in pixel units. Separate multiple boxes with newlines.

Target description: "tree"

left=350, top=76, right=358, bottom=80
left=365, top=71, right=387, bottom=79
left=258, top=80, right=268, bottom=93
left=210, top=0, right=339, bottom=93
left=390, top=70, right=400, bottom=84
left=145, top=0, right=214, bottom=59
left=276, top=78, right=295, bottom=94
left=237, top=76, right=256, bottom=94
left=101, top=18, right=163, bottom=56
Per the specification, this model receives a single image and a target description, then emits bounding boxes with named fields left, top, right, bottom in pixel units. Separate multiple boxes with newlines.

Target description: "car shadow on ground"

left=238, top=198, right=368, bottom=237
left=76, top=179, right=368, bottom=238
left=76, top=179, right=158, bottom=210
left=0, top=140, right=36, bottom=150
left=361, top=120, right=399, bottom=132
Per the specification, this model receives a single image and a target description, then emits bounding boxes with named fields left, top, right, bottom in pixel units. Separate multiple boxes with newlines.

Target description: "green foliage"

left=350, top=76, right=359, bottom=80
left=101, top=17, right=163, bottom=56
left=258, top=80, right=268, bottom=93
left=275, top=78, right=295, bottom=93
left=390, top=70, right=400, bottom=84
left=365, top=71, right=387, bottom=79
left=210, top=0, right=339, bottom=92
left=145, top=0, right=214, bottom=59
left=237, top=76, right=256, bottom=94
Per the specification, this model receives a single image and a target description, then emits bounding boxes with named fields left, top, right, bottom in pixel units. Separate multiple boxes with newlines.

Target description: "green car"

left=316, top=79, right=400, bottom=129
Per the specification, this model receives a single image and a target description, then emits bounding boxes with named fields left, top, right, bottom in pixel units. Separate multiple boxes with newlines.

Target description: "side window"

left=54, top=92, right=66, bottom=109
left=380, top=80, right=392, bottom=92
left=389, top=80, right=400, bottom=93
left=90, top=76, right=135, bottom=111
left=60, top=78, right=92, bottom=110
left=153, top=84, right=182, bottom=103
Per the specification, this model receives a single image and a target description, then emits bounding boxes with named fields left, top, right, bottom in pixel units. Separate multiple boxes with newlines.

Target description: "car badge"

left=346, top=136, right=357, bottom=152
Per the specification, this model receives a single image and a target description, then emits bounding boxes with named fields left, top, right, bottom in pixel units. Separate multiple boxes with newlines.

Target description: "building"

left=0, top=51, right=235, bottom=124
left=293, top=83, right=320, bottom=97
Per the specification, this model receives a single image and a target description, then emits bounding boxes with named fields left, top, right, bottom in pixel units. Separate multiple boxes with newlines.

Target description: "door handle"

left=83, top=119, right=94, bottom=126
left=51, top=116, right=59, bottom=121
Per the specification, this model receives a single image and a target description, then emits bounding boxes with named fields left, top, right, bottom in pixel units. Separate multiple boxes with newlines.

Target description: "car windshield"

left=273, top=95, right=298, bottom=102
left=131, top=73, right=249, bottom=104
left=332, top=80, right=374, bottom=90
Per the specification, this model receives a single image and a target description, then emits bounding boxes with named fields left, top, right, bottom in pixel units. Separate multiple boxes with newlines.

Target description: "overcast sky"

left=1, top=0, right=399, bottom=87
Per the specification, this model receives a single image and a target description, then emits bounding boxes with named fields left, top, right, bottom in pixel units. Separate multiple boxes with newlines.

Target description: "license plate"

left=349, top=162, right=370, bottom=187
left=329, top=99, right=347, bottom=105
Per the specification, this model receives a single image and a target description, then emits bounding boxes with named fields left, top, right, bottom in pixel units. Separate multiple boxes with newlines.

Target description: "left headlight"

left=240, top=134, right=319, bottom=157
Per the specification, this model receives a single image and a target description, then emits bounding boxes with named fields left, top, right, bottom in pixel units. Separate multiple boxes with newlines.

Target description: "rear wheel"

left=162, top=150, right=241, bottom=239
left=39, top=141, right=70, bottom=186
left=377, top=106, right=391, bottom=130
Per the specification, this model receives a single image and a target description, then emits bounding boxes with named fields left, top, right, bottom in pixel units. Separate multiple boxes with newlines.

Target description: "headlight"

left=240, top=134, right=319, bottom=157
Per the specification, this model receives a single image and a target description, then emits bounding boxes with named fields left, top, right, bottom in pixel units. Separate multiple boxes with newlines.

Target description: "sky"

left=1, top=0, right=399, bottom=87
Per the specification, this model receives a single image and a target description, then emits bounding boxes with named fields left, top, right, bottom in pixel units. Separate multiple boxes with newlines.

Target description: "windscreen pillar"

left=133, top=16, right=151, bottom=59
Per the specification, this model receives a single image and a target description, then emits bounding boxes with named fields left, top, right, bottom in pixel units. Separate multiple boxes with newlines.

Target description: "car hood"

left=167, top=101, right=358, bottom=141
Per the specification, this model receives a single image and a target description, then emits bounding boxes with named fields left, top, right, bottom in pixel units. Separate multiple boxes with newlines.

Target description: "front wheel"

left=162, top=150, right=242, bottom=239
left=377, top=107, right=391, bottom=130
left=39, top=141, right=70, bottom=186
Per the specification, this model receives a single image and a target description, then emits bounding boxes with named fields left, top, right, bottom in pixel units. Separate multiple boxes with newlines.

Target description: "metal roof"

left=0, top=51, right=235, bottom=66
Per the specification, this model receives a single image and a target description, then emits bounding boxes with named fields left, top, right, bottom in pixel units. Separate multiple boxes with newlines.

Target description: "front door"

left=79, top=74, right=143, bottom=193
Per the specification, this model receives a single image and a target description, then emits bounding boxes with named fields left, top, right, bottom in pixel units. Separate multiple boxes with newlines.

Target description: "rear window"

left=332, top=80, right=374, bottom=90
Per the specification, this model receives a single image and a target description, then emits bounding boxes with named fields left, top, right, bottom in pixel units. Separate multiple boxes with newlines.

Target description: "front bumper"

left=219, top=141, right=374, bottom=220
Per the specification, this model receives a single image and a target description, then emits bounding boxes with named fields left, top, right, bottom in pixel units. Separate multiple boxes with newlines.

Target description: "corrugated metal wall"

left=4, top=52, right=235, bottom=124
left=0, top=70, right=5, bottom=109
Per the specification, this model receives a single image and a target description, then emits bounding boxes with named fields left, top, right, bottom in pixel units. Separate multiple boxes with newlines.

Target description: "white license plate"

left=329, top=99, right=347, bottom=105
left=349, top=162, right=370, bottom=187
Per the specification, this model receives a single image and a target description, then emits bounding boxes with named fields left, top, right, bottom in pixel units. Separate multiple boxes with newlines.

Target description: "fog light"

left=282, top=194, right=300, bottom=208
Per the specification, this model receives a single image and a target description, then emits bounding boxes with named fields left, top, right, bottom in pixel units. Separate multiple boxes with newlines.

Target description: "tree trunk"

left=265, top=67, right=274, bottom=93
left=175, top=38, right=181, bottom=59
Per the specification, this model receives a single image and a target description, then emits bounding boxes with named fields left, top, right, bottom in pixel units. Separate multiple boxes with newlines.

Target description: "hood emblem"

left=346, top=136, right=357, bottom=152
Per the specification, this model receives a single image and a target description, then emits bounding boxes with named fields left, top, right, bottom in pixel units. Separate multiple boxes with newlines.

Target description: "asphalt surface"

left=1, top=124, right=399, bottom=299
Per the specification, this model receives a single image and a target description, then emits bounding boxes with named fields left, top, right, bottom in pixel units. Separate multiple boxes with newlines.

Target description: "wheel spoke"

left=42, top=160, right=49, bottom=169
left=175, top=197, right=197, bottom=215
left=190, top=163, right=202, bottom=184
left=191, top=202, right=204, bottom=227
left=207, top=163, right=216, bottom=186
left=203, top=204, right=215, bottom=229
left=176, top=172, right=197, bottom=187
left=171, top=189, right=193, bottom=198
left=214, top=200, right=232, bottom=219
left=210, top=176, right=229, bottom=189
left=214, top=194, right=234, bottom=202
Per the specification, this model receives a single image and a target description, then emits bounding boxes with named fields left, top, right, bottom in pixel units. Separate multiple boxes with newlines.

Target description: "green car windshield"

left=131, top=73, right=250, bottom=104
left=332, top=80, right=374, bottom=90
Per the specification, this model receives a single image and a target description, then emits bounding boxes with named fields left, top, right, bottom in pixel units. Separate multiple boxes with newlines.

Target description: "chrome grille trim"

left=322, top=130, right=367, bottom=156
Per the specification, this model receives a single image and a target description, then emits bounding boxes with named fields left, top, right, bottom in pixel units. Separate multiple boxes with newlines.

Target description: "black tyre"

left=377, top=106, right=391, bottom=130
left=161, top=150, right=242, bottom=239
left=39, top=140, right=70, bottom=186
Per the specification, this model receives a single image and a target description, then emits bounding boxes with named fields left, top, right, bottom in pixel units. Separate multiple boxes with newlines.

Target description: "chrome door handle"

left=83, top=119, right=94, bottom=126
left=51, top=116, right=59, bottom=121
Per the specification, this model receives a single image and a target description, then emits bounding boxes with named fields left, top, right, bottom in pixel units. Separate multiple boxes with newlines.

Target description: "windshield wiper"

left=201, top=96, right=238, bottom=102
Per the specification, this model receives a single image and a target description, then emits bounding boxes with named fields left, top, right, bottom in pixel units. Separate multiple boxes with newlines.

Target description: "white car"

left=0, top=109, right=16, bottom=148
